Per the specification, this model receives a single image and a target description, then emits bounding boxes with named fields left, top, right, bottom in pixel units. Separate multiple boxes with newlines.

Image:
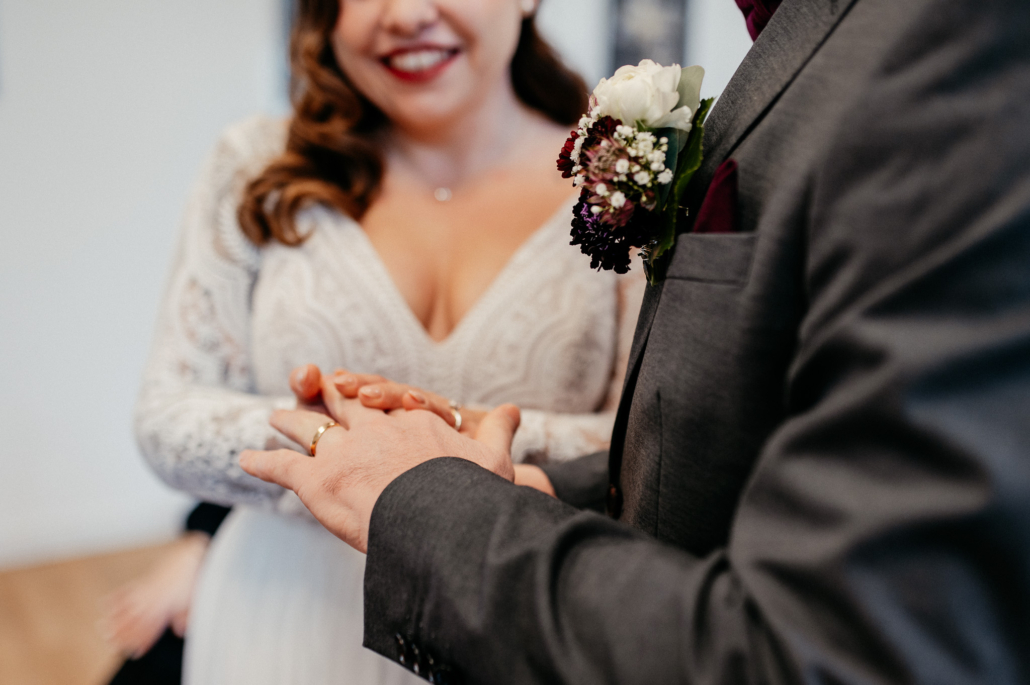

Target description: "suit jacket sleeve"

left=362, top=3, right=1030, bottom=683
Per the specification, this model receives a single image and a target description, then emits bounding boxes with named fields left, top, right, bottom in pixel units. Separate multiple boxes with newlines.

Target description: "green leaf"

left=644, top=97, right=715, bottom=285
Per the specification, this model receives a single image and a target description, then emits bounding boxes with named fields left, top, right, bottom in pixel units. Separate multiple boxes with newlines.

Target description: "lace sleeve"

left=510, top=260, right=646, bottom=463
left=134, top=118, right=298, bottom=509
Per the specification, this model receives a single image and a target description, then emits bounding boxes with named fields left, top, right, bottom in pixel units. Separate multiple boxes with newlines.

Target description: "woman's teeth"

left=388, top=49, right=453, bottom=73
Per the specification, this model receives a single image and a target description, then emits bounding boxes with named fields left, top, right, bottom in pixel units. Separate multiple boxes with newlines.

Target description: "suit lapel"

left=691, top=0, right=861, bottom=201
left=608, top=0, right=861, bottom=476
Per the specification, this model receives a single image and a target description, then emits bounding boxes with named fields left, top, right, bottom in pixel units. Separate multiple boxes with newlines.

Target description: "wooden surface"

left=0, top=543, right=177, bottom=685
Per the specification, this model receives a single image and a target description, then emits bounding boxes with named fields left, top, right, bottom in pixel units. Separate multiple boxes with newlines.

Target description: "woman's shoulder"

left=188, top=116, right=289, bottom=270
left=209, top=114, right=290, bottom=180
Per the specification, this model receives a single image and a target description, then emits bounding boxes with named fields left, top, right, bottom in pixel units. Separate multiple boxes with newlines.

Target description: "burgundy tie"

left=734, top=0, right=782, bottom=41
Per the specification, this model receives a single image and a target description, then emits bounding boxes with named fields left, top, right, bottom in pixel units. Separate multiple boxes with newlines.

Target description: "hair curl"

left=238, top=0, right=589, bottom=246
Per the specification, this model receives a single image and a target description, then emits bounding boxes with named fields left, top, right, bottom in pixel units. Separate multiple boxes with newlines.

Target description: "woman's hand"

left=101, top=532, right=210, bottom=658
left=513, top=464, right=556, bottom=497
left=288, top=364, right=487, bottom=436
left=288, top=364, right=330, bottom=415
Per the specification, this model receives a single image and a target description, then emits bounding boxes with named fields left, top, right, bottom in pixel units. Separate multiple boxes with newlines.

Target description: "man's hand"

left=239, top=376, right=520, bottom=553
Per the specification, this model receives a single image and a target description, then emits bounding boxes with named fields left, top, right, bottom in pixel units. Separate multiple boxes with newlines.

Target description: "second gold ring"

left=448, top=400, right=463, bottom=432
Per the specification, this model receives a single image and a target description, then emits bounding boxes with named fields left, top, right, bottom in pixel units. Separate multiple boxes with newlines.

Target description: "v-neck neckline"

left=333, top=194, right=578, bottom=349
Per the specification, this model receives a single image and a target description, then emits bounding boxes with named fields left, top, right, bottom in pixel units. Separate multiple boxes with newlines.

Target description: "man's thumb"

left=475, top=404, right=521, bottom=454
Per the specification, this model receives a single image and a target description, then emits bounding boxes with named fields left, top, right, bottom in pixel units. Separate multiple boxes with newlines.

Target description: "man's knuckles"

left=318, top=468, right=350, bottom=499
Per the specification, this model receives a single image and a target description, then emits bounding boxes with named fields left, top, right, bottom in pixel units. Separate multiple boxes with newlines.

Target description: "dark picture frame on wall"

left=613, top=0, right=688, bottom=69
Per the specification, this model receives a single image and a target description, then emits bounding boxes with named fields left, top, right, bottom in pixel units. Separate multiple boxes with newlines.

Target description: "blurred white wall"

left=684, top=0, right=754, bottom=101
left=0, top=0, right=749, bottom=570
left=539, top=0, right=753, bottom=101
left=537, top=0, right=614, bottom=90
left=0, top=0, right=287, bottom=569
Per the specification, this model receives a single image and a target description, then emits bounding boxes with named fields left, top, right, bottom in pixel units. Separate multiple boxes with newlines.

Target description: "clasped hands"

left=240, top=365, right=553, bottom=553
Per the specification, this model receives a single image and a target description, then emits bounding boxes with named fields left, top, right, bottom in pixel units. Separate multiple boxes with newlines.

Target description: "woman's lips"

left=382, top=47, right=460, bottom=83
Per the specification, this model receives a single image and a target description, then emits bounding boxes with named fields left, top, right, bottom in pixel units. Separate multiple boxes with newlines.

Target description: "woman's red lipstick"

left=381, top=46, right=460, bottom=83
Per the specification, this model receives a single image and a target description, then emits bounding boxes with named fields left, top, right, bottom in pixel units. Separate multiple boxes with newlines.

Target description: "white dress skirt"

left=134, top=116, right=644, bottom=685
left=186, top=508, right=417, bottom=684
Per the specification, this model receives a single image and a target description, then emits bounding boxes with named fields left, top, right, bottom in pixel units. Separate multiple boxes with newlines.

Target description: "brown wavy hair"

left=238, top=0, right=589, bottom=246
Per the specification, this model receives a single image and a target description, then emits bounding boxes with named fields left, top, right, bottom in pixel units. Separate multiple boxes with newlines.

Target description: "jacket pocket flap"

left=665, top=233, right=758, bottom=284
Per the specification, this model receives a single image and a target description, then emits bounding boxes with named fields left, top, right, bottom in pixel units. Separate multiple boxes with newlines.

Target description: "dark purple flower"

left=570, top=192, right=631, bottom=273
left=569, top=190, right=658, bottom=274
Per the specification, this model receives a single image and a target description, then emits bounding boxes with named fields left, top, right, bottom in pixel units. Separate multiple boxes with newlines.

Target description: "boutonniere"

left=557, top=60, right=714, bottom=285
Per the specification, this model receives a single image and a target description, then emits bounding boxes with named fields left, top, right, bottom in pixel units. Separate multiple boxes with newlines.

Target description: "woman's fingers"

left=332, top=372, right=387, bottom=397
left=170, top=607, right=190, bottom=638
left=327, top=373, right=463, bottom=430
left=401, top=389, right=457, bottom=426
left=289, top=364, right=323, bottom=402
left=102, top=587, right=167, bottom=658
left=351, top=380, right=456, bottom=426
left=357, top=381, right=412, bottom=409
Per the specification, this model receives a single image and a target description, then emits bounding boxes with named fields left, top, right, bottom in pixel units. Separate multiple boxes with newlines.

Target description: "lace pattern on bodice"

left=135, top=116, right=644, bottom=510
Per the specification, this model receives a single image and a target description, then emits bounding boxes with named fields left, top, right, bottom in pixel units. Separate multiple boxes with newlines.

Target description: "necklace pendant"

left=433, top=187, right=452, bottom=202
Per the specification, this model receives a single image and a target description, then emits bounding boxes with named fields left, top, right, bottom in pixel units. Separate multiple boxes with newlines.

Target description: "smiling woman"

left=238, top=0, right=586, bottom=245
left=133, top=0, right=645, bottom=683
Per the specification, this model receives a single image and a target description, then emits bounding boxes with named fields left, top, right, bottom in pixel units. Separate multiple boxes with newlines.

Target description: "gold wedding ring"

left=309, top=420, right=340, bottom=457
left=448, top=400, right=463, bottom=432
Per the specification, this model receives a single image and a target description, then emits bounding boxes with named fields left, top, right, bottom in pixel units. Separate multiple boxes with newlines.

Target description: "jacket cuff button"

left=395, top=633, right=407, bottom=664
left=606, top=483, right=623, bottom=518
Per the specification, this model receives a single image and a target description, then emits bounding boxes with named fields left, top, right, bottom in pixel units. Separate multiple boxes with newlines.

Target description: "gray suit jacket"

left=363, top=0, right=1030, bottom=682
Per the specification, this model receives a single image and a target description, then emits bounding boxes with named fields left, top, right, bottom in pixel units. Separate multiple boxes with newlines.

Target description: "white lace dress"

left=135, top=116, right=644, bottom=685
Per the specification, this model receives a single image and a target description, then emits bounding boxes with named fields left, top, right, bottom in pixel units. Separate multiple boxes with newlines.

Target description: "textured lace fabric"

left=134, top=116, right=645, bottom=512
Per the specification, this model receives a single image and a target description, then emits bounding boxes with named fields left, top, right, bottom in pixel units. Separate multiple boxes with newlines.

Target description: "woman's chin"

left=386, top=100, right=476, bottom=137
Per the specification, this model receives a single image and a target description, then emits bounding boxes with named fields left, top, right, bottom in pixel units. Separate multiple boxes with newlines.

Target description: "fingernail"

left=360, top=386, right=382, bottom=398
left=407, top=390, right=426, bottom=404
left=295, top=367, right=307, bottom=384
left=334, top=374, right=356, bottom=388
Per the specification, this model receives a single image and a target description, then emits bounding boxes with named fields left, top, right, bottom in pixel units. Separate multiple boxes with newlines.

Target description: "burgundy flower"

left=583, top=116, right=619, bottom=151
left=556, top=131, right=579, bottom=178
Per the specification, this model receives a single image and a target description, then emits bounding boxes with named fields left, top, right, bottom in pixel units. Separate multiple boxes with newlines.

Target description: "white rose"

left=592, top=60, right=704, bottom=133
